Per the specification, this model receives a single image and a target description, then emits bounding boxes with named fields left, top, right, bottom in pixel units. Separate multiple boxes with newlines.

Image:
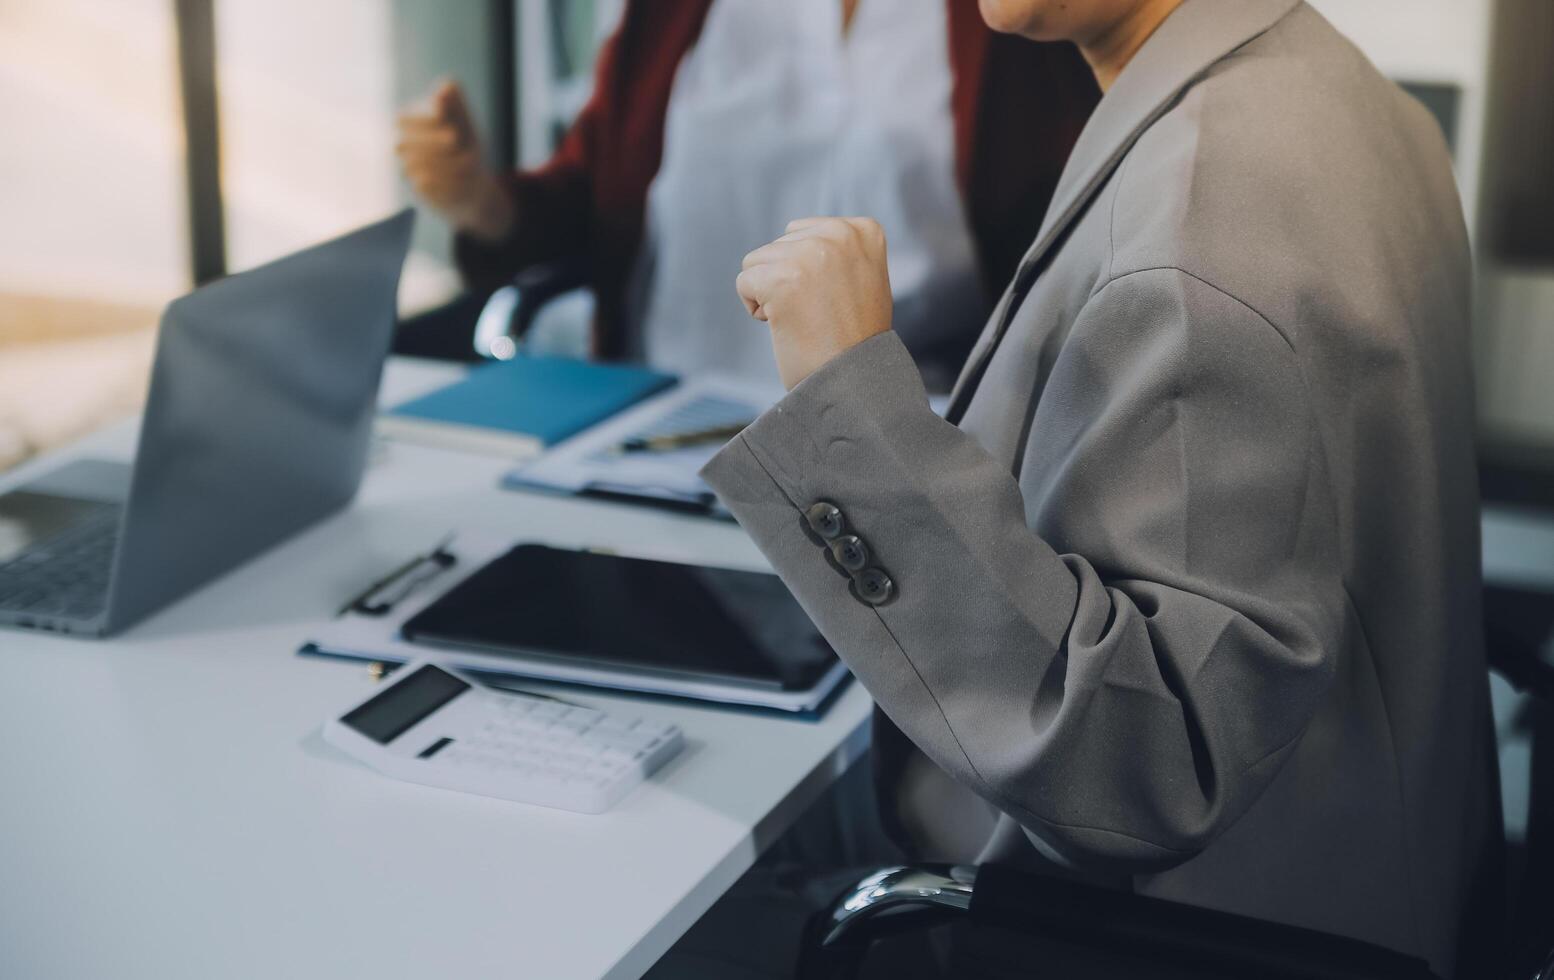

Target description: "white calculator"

left=324, top=660, right=683, bottom=813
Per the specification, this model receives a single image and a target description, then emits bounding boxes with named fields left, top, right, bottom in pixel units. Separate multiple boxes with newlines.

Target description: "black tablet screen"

left=400, top=545, right=837, bottom=692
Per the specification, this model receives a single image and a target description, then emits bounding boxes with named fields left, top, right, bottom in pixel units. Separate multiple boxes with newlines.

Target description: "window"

left=0, top=0, right=187, bottom=469
left=215, top=0, right=399, bottom=274
left=213, top=0, right=462, bottom=312
left=0, top=0, right=189, bottom=334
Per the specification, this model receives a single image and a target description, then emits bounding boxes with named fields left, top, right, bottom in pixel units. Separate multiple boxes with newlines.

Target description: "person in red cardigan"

left=398, top=0, right=1098, bottom=389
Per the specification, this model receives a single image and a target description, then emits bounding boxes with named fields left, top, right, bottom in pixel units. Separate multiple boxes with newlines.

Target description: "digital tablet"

left=400, top=544, right=838, bottom=692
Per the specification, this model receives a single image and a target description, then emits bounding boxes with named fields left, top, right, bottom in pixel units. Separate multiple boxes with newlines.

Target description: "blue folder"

left=387, top=357, right=677, bottom=451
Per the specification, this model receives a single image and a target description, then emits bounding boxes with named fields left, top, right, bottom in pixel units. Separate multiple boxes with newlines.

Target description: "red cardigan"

left=456, top=0, right=1099, bottom=359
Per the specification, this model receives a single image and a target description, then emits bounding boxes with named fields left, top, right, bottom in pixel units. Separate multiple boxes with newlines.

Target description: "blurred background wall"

left=0, top=0, right=1549, bottom=470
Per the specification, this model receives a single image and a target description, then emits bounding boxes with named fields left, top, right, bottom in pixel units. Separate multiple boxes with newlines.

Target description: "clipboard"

left=501, top=377, right=955, bottom=518
left=300, top=532, right=850, bottom=717
left=500, top=376, right=784, bottom=519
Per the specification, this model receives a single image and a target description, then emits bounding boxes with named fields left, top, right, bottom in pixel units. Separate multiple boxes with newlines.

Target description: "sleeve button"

left=854, top=567, right=894, bottom=606
left=830, top=534, right=869, bottom=572
left=805, top=501, right=845, bottom=540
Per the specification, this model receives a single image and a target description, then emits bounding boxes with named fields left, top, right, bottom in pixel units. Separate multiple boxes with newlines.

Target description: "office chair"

left=811, top=595, right=1554, bottom=980
left=813, top=864, right=1442, bottom=980
left=393, top=257, right=590, bottom=363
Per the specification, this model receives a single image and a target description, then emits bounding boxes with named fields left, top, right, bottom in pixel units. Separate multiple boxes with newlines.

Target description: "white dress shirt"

left=630, top=0, right=986, bottom=389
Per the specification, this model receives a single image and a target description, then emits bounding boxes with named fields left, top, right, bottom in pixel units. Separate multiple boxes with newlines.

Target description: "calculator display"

left=340, top=665, right=469, bottom=744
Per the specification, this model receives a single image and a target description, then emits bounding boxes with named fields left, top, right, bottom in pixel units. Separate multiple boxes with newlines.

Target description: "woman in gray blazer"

left=713, top=0, right=1498, bottom=975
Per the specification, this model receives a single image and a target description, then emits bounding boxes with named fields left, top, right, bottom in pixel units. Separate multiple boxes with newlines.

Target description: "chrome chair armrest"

left=1534, top=945, right=1554, bottom=980
left=821, top=864, right=977, bottom=948
left=394, top=259, right=591, bottom=363
left=472, top=258, right=590, bottom=360
left=815, top=863, right=1441, bottom=980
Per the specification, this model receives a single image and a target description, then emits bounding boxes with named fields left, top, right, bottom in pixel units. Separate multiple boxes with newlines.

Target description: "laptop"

left=0, top=210, right=415, bottom=637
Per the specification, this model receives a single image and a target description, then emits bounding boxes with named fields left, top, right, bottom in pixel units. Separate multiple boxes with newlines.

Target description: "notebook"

left=378, top=357, right=678, bottom=459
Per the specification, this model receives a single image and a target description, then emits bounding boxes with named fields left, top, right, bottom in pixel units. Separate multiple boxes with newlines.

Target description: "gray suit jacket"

left=702, top=0, right=1498, bottom=973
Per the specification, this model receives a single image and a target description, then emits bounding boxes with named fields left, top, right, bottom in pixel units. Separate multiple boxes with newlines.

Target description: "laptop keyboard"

left=0, top=506, right=121, bottom=621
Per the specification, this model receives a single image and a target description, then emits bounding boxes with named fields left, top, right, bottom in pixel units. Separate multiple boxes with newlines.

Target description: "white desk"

left=0, top=360, right=874, bottom=980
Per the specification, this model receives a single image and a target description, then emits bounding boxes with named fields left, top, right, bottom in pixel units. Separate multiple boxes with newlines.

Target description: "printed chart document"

left=502, top=374, right=784, bottom=519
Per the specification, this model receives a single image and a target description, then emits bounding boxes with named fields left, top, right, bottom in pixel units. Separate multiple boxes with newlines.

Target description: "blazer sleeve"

left=452, top=21, right=627, bottom=290
left=701, top=267, right=1345, bottom=872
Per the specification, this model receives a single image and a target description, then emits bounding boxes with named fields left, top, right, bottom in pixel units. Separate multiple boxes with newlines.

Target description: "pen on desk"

left=611, top=420, right=754, bottom=454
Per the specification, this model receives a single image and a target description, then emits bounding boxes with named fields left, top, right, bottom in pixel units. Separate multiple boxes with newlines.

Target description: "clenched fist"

left=736, top=217, right=894, bottom=389
left=396, top=80, right=515, bottom=242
